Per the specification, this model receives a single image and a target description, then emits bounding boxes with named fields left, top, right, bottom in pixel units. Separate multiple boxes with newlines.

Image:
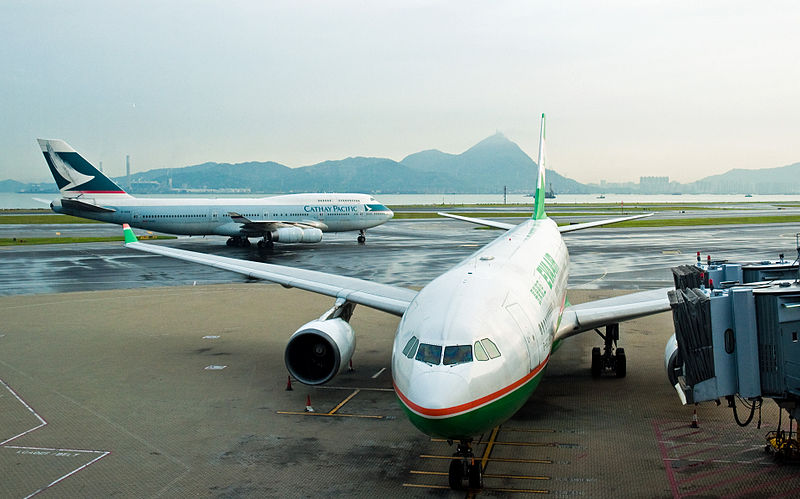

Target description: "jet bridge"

left=665, top=236, right=800, bottom=460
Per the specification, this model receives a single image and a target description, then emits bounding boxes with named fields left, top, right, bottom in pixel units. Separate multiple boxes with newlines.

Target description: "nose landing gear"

left=448, top=439, right=483, bottom=490
left=357, top=229, right=366, bottom=244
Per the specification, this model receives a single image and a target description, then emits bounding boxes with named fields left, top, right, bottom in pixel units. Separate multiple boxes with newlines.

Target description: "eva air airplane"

left=37, top=139, right=393, bottom=247
left=121, top=115, right=671, bottom=490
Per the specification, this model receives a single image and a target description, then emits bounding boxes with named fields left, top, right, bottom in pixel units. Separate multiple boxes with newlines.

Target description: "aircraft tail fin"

left=532, top=114, right=547, bottom=221
left=37, top=139, right=128, bottom=196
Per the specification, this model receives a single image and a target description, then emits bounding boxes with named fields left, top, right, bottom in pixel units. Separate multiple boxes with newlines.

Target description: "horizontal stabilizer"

left=61, top=198, right=116, bottom=213
left=558, top=213, right=653, bottom=233
left=436, top=212, right=515, bottom=231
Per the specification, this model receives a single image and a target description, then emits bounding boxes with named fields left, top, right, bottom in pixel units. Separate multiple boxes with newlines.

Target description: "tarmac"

left=2, top=284, right=800, bottom=498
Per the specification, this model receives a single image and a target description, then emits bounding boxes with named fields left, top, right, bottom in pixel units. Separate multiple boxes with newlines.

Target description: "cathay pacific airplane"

left=37, top=139, right=393, bottom=247
left=121, top=115, right=672, bottom=490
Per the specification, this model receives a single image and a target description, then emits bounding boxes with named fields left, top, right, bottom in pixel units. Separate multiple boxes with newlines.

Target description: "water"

left=3, top=191, right=800, bottom=210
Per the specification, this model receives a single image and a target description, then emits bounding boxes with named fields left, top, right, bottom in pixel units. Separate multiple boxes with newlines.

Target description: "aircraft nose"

left=401, top=370, right=470, bottom=414
left=386, top=207, right=394, bottom=220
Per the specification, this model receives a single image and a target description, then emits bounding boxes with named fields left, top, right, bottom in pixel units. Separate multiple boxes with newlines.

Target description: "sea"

left=3, top=192, right=800, bottom=210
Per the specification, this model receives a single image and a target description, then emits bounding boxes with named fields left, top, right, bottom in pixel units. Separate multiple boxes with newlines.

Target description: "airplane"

left=37, top=139, right=394, bottom=247
left=121, top=115, right=672, bottom=490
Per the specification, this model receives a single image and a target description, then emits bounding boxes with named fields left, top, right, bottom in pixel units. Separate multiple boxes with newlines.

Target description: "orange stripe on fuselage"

left=394, top=353, right=550, bottom=418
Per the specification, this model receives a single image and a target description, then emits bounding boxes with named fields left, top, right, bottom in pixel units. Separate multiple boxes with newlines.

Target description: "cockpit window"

left=402, top=336, right=419, bottom=358
left=481, top=338, right=501, bottom=359
left=443, top=345, right=473, bottom=365
left=415, top=343, right=442, bottom=365
left=474, top=341, right=489, bottom=361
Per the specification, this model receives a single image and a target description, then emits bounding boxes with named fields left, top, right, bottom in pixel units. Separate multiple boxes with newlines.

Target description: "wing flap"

left=124, top=239, right=416, bottom=316
left=555, top=287, right=672, bottom=341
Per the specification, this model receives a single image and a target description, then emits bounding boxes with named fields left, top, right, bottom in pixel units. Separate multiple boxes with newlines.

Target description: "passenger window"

left=402, top=336, right=419, bottom=358
left=481, top=338, right=501, bottom=359
left=415, top=343, right=442, bottom=365
left=443, top=345, right=473, bottom=365
left=474, top=341, right=489, bottom=361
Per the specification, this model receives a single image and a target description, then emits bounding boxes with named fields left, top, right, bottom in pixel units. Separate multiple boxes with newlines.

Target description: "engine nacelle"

left=285, top=318, right=355, bottom=385
left=272, top=227, right=323, bottom=243
left=664, top=333, right=681, bottom=388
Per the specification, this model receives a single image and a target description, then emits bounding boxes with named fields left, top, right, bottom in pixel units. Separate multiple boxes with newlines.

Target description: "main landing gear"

left=591, top=323, right=626, bottom=378
left=448, top=439, right=483, bottom=490
left=225, top=236, right=250, bottom=247
left=257, top=233, right=274, bottom=249
left=357, top=229, right=366, bottom=244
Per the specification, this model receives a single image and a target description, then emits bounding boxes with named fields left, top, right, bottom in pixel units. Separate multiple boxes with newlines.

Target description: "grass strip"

left=0, top=214, right=102, bottom=224
left=0, top=235, right=175, bottom=246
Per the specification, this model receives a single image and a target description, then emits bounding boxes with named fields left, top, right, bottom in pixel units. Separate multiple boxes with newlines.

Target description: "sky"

left=2, top=1, right=800, bottom=184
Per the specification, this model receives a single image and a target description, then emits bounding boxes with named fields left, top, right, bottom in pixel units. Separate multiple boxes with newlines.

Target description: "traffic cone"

left=690, top=409, right=699, bottom=428
left=285, top=376, right=293, bottom=391
left=305, top=394, right=314, bottom=413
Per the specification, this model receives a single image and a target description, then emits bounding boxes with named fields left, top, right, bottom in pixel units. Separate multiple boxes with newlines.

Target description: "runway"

left=1, top=218, right=798, bottom=296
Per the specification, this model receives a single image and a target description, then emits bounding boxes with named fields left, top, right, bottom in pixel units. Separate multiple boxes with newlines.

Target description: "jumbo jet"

left=37, top=139, right=393, bottom=247
left=121, top=115, right=671, bottom=490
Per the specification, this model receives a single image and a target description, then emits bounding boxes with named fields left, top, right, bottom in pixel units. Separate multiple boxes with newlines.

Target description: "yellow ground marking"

left=328, top=389, right=360, bottom=415
left=409, top=470, right=549, bottom=480
left=480, top=426, right=500, bottom=471
left=420, top=454, right=552, bottom=464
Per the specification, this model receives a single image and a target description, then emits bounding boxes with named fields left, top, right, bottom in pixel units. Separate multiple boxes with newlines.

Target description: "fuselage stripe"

left=394, top=353, right=550, bottom=418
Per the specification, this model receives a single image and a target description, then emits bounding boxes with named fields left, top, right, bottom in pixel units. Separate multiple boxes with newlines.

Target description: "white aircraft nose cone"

left=402, top=371, right=470, bottom=413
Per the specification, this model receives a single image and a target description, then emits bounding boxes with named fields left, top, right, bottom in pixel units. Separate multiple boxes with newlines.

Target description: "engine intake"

left=285, top=318, right=355, bottom=385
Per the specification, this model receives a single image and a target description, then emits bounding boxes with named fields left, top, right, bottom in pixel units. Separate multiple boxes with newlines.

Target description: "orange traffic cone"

left=286, top=376, right=293, bottom=391
left=690, top=409, right=699, bottom=428
left=305, top=394, right=314, bottom=413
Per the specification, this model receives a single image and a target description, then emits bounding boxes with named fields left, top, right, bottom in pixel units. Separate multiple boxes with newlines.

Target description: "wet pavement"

left=1, top=218, right=798, bottom=296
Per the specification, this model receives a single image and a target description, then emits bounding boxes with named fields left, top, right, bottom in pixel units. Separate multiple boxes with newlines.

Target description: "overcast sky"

left=2, top=1, right=799, bottom=184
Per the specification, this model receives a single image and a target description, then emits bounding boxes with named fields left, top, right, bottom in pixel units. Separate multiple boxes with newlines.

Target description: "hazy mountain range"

left=5, top=134, right=800, bottom=195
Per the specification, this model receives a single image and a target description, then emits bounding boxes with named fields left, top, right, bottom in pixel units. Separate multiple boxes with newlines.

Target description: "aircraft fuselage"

left=392, top=217, right=569, bottom=440
left=51, top=193, right=392, bottom=237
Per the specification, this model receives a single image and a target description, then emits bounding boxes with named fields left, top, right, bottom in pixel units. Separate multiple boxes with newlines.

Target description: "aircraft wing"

left=436, top=212, right=515, bottom=230
left=555, top=287, right=672, bottom=341
left=228, top=212, right=328, bottom=233
left=437, top=212, right=653, bottom=233
left=122, top=225, right=415, bottom=316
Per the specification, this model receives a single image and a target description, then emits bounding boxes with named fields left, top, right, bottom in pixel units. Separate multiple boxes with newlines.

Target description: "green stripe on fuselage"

left=398, top=366, right=546, bottom=440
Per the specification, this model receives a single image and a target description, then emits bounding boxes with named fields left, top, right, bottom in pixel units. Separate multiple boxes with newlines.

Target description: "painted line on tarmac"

left=0, top=377, right=111, bottom=498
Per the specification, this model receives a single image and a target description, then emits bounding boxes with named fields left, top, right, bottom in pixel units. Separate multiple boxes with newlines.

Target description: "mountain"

left=112, top=133, right=589, bottom=194
left=688, top=162, right=800, bottom=194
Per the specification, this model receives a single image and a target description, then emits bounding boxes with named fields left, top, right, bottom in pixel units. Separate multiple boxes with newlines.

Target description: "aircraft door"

left=506, top=303, right=540, bottom=370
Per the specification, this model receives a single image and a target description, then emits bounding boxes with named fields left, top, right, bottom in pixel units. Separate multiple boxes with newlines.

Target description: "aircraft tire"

left=468, top=462, right=483, bottom=489
left=615, top=348, right=626, bottom=378
left=357, top=235, right=366, bottom=244
left=591, top=347, right=601, bottom=378
left=449, top=459, right=464, bottom=490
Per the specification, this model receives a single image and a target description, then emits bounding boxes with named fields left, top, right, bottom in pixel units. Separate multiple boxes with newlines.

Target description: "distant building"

left=640, top=176, right=669, bottom=193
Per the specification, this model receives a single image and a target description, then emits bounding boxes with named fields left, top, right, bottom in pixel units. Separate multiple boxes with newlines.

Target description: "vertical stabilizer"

left=532, top=114, right=547, bottom=220
left=37, top=139, right=128, bottom=196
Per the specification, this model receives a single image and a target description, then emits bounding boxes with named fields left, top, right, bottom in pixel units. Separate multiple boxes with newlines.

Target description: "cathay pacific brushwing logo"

left=47, top=143, right=94, bottom=190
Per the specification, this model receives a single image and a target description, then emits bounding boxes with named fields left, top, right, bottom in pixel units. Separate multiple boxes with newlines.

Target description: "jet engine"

left=272, top=227, right=323, bottom=243
left=285, top=318, right=356, bottom=385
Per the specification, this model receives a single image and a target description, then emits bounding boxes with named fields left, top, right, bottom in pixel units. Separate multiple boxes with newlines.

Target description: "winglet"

left=532, top=113, right=547, bottom=221
left=122, top=223, right=138, bottom=244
